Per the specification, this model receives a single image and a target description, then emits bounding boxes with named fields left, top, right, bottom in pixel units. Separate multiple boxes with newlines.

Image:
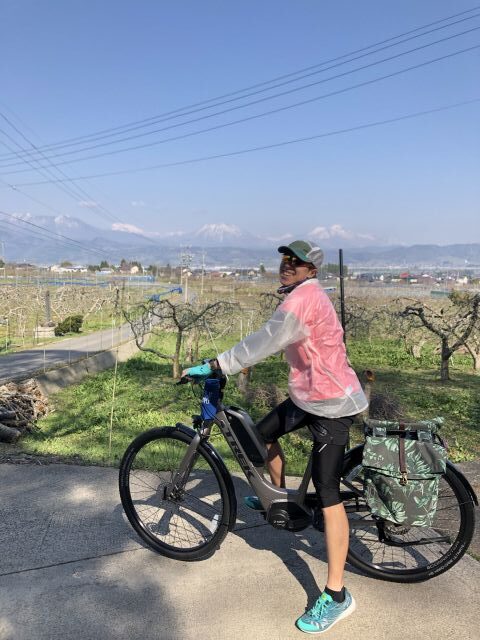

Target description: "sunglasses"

left=280, top=254, right=309, bottom=268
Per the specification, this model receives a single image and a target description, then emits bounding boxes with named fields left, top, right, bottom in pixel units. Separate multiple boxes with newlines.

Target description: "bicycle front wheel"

left=344, top=453, right=475, bottom=582
left=119, top=427, right=232, bottom=560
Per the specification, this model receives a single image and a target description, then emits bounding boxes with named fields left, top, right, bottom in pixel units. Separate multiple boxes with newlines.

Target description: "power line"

left=1, top=5, right=478, bottom=162
left=5, top=41, right=480, bottom=179
left=0, top=111, right=162, bottom=248
left=0, top=210, right=108, bottom=259
left=0, top=127, right=108, bottom=212
left=2, top=24, right=479, bottom=171
left=12, top=97, right=479, bottom=185
left=0, top=113, right=124, bottom=225
left=0, top=175, right=93, bottom=221
left=0, top=219, right=93, bottom=260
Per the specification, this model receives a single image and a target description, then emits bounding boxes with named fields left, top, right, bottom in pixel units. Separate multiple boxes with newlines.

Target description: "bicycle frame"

left=174, top=398, right=363, bottom=532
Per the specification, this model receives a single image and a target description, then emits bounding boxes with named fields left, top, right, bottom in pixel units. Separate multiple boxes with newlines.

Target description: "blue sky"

left=1, top=1, right=479, bottom=246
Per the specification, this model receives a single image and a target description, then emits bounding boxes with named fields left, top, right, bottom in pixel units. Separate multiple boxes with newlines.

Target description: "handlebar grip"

left=176, top=376, right=191, bottom=385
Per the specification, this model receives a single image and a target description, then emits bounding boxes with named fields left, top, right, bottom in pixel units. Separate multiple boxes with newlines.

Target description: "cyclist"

left=183, top=240, right=368, bottom=634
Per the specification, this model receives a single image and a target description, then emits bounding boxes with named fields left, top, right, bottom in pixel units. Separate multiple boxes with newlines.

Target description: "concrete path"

left=0, top=462, right=478, bottom=640
left=0, top=324, right=133, bottom=384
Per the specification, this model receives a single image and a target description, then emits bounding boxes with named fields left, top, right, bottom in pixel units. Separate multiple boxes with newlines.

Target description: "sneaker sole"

left=295, top=596, right=356, bottom=634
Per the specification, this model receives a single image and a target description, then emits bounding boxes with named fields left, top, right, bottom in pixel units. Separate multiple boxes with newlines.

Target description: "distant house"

left=418, top=274, right=435, bottom=285
left=399, top=272, right=420, bottom=284
left=50, top=264, right=87, bottom=273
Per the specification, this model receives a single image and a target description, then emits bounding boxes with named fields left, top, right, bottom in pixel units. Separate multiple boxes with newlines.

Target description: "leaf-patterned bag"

left=362, top=419, right=447, bottom=527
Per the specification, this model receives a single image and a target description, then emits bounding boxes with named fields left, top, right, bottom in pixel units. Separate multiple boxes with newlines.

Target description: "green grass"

left=12, top=335, right=480, bottom=472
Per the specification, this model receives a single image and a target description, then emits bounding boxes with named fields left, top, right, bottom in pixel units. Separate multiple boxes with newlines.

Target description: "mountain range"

left=1, top=215, right=479, bottom=269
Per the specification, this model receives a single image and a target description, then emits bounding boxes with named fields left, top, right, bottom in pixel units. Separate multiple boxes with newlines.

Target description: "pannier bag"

left=362, top=418, right=447, bottom=527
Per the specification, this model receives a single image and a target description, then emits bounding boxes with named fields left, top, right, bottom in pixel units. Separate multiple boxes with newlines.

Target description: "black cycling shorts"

left=256, top=398, right=354, bottom=508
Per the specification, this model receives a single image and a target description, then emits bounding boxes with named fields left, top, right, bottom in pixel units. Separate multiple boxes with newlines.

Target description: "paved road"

left=0, top=324, right=133, bottom=384
left=0, top=462, right=478, bottom=640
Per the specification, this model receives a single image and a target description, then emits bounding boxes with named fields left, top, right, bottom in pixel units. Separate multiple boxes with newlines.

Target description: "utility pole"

left=201, top=250, right=205, bottom=297
left=180, top=248, right=193, bottom=303
left=339, top=248, right=346, bottom=343
left=0, top=240, right=5, bottom=281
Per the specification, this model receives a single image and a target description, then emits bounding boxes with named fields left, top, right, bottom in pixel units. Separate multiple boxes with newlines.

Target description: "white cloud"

left=147, top=230, right=186, bottom=238
left=330, top=224, right=353, bottom=239
left=112, top=223, right=145, bottom=235
left=266, top=233, right=293, bottom=242
left=309, top=224, right=354, bottom=240
left=11, top=212, right=32, bottom=221
left=131, top=200, right=146, bottom=208
left=309, top=226, right=331, bottom=239
left=78, top=200, right=98, bottom=208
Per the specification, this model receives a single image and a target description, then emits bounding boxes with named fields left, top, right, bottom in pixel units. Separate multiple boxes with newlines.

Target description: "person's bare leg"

left=266, top=441, right=286, bottom=487
left=322, top=502, right=349, bottom=591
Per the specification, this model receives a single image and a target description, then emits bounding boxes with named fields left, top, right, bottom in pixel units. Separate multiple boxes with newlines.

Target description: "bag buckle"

left=417, top=429, right=432, bottom=442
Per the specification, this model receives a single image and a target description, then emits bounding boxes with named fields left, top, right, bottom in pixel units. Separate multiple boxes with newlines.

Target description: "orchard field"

left=0, top=278, right=176, bottom=352
left=3, top=274, right=478, bottom=467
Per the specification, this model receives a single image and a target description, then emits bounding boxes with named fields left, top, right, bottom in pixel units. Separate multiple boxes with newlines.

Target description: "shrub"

left=54, top=314, right=84, bottom=336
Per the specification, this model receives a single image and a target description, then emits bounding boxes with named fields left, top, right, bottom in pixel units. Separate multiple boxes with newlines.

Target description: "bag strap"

left=398, top=423, right=408, bottom=485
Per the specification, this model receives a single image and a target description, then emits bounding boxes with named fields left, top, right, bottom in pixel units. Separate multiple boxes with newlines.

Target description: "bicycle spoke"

left=121, top=430, right=227, bottom=554
left=346, top=464, right=473, bottom=578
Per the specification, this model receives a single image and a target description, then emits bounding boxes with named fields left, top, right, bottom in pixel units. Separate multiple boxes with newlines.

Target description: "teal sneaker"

left=243, top=496, right=264, bottom=511
left=296, top=590, right=356, bottom=634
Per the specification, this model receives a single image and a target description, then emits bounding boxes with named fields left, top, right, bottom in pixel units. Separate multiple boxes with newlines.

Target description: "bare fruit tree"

left=385, top=298, right=433, bottom=358
left=399, top=293, right=480, bottom=381
left=334, top=296, right=377, bottom=341
left=449, top=292, right=480, bottom=373
left=124, top=298, right=235, bottom=378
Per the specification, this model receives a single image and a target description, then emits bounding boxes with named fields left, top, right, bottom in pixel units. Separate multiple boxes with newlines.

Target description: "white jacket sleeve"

left=217, top=307, right=307, bottom=375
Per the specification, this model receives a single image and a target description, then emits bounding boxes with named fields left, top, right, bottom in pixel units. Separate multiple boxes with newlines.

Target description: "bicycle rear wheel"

left=343, top=452, right=475, bottom=582
left=119, top=426, right=232, bottom=561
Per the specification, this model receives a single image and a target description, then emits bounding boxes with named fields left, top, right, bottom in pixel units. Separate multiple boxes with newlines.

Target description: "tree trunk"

left=412, top=338, right=426, bottom=359
left=193, top=330, right=200, bottom=361
left=237, top=368, right=251, bottom=394
left=440, top=341, right=451, bottom=382
left=464, top=343, right=480, bottom=372
left=472, top=353, right=480, bottom=372
left=184, top=331, right=194, bottom=364
left=173, top=330, right=183, bottom=379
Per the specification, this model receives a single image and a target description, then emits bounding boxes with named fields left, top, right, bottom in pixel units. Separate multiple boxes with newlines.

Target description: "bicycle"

left=119, top=372, right=477, bottom=583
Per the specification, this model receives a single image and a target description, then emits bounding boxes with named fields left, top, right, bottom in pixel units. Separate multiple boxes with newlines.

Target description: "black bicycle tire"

left=344, top=453, right=475, bottom=583
left=119, top=426, right=232, bottom=561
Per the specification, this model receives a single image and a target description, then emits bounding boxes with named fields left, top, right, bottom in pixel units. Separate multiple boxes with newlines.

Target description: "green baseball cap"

left=277, top=240, right=324, bottom=268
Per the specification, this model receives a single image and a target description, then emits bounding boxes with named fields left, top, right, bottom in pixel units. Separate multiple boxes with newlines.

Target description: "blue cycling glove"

left=185, top=362, right=212, bottom=379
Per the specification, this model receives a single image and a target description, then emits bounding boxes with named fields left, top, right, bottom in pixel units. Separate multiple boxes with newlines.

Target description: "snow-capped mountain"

left=194, top=223, right=242, bottom=241
left=4, top=215, right=478, bottom=268
left=307, top=224, right=378, bottom=249
left=186, top=223, right=264, bottom=247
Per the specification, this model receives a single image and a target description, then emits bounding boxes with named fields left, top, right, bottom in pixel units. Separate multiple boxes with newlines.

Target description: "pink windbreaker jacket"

left=217, top=279, right=368, bottom=418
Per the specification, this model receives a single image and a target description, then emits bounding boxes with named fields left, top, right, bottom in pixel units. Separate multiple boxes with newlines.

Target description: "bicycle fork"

left=164, top=432, right=201, bottom=500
